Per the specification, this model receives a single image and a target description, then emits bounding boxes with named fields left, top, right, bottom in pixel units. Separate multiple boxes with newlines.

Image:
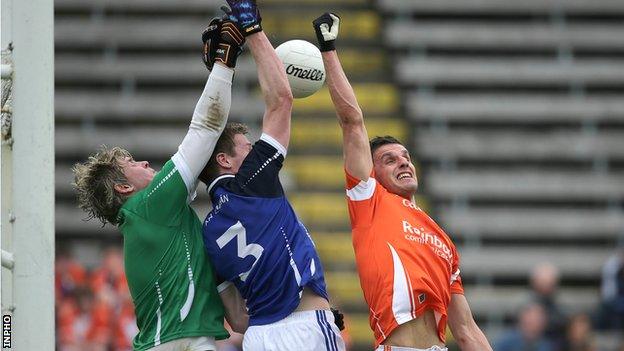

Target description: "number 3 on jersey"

left=216, top=221, right=263, bottom=282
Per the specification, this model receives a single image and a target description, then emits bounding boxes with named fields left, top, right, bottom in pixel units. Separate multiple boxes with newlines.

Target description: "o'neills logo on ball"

left=285, top=64, right=324, bottom=81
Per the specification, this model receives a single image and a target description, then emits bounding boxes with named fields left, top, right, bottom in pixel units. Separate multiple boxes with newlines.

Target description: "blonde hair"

left=72, top=146, right=132, bottom=226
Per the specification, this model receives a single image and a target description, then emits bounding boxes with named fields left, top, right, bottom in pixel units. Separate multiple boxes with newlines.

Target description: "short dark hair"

left=370, top=135, right=404, bottom=157
left=199, top=122, right=249, bottom=185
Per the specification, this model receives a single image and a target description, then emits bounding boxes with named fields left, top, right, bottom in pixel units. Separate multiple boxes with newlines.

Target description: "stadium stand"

left=54, top=0, right=624, bottom=349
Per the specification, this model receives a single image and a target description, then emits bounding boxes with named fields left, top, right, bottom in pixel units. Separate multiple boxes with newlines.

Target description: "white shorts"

left=147, top=336, right=216, bottom=351
left=243, top=310, right=346, bottom=351
left=375, top=346, right=447, bottom=351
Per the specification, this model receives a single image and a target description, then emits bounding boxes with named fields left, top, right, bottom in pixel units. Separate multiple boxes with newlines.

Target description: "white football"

left=275, top=39, right=326, bottom=99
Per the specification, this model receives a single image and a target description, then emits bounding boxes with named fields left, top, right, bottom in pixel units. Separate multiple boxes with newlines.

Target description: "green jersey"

left=118, top=159, right=229, bottom=350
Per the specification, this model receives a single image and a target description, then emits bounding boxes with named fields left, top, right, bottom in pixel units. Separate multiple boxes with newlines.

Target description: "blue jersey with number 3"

left=202, top=135, right=329, bottom=326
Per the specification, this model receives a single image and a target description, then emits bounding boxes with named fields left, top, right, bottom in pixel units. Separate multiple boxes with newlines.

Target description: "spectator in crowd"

left=55, top=247, right=87, bottom=303
left=530, top=262, right=566, bottom=342
left=597, top=246, right=624, bottom=330
left=557, top=313, right=597, bottom=351
left=56, top=249, right=89, bottom=351
left=495, top=302, right=555, bottom=351
left=57, top=287, right=110, bottom=351
left=57, top=288, right=80, bottom=350
left=56, top=247, right=139, bottom=351
left=90, top=247, right=126, bottom=296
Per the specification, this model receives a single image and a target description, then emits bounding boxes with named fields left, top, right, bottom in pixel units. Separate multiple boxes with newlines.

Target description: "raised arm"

left=173, top=18, right=245, bottom=196
left=173, top=63, right=232, bottom=192
left=447, top=294, right=493, bottom=351
left=227, top=0, right=293, bottom=150
left=313, top=13, right=373, bottom=181
left=248, top=32, right=293, bottom=149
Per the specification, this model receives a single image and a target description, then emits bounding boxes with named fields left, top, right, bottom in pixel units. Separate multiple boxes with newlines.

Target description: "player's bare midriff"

left=382, top=309, right=444, bottom=349
left=294, top=288, right=331, bottom=312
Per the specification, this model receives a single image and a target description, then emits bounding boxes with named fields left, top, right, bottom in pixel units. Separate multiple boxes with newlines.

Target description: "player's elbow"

left=452, top=328, right=473, bottom=346
left=454, top=332, right=491, bottom=351
left=229, top=314, right=249, bottom=334
left=337, top=104, right=363, bottom=126
left=189, top=101, right=228, bottom=133
left=338, top=108, right=364, bottom=129
left=277, top=89, right=294, bottom=109
left=451, top=322, right=474, bottom=346
left=267, top=89, right=293, bottom=114
left=277, top=88, right=294, bottom=107
left=450, top=319, right=490, bottom=350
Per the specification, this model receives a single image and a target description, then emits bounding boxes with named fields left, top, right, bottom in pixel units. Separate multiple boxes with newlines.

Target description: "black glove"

left=312, top=12, right=340, bottom=52
left=202, top=17, right=245, bottom=70
left=331, top=307, right=345, bottom=331
left=201, top=17, right=222, bottom=70
left=224, top=0, right=262, bottom=36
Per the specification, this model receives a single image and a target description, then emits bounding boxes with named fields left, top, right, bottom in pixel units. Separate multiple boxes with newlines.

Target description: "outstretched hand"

left=223, top=0, right=262, bottom=36
left=201, top=16, right=246, bottom=70
left=312, top=12, right=340, bottom=52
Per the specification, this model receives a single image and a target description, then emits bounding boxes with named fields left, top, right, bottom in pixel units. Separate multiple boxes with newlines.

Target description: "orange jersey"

left=345, top=171, right=463, bottom=347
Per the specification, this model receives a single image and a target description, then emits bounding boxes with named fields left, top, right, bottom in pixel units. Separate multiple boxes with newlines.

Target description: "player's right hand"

left=331, top=307, right=346, bottom=331
left=312, top=12, right=340, bottom=52
left=224, top=0, right=262, bottom=36
left=202, top=17, right=246, bottom=70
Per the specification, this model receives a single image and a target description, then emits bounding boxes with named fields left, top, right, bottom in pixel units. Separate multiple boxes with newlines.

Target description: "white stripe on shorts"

left=242, top=310, right=345, bottom=351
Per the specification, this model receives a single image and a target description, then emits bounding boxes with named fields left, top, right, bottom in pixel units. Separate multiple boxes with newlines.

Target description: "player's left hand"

left=312, top=12, right=340, bottom=52
left=331, top=307, right=346, bottom=331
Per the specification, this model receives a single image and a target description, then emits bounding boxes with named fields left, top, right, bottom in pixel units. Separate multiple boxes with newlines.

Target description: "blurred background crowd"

left=56, top=248, right=136, bottom=351
left=55, top=246, right=624, bottom=350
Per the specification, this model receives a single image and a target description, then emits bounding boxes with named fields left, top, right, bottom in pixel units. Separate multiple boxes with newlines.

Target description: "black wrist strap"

left=319, top=40, right=335, bottom=52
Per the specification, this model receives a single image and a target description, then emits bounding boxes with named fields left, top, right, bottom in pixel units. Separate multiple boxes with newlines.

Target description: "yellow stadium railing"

left=292, top=83, right=399, bottom=114
left=290, top=118, right=408, bottom=149
left=262, top=11, right=379, bottom=41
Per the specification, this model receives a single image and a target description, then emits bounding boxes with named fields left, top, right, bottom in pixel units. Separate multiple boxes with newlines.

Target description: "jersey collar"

left=207, top=174, right=235, bottom=196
